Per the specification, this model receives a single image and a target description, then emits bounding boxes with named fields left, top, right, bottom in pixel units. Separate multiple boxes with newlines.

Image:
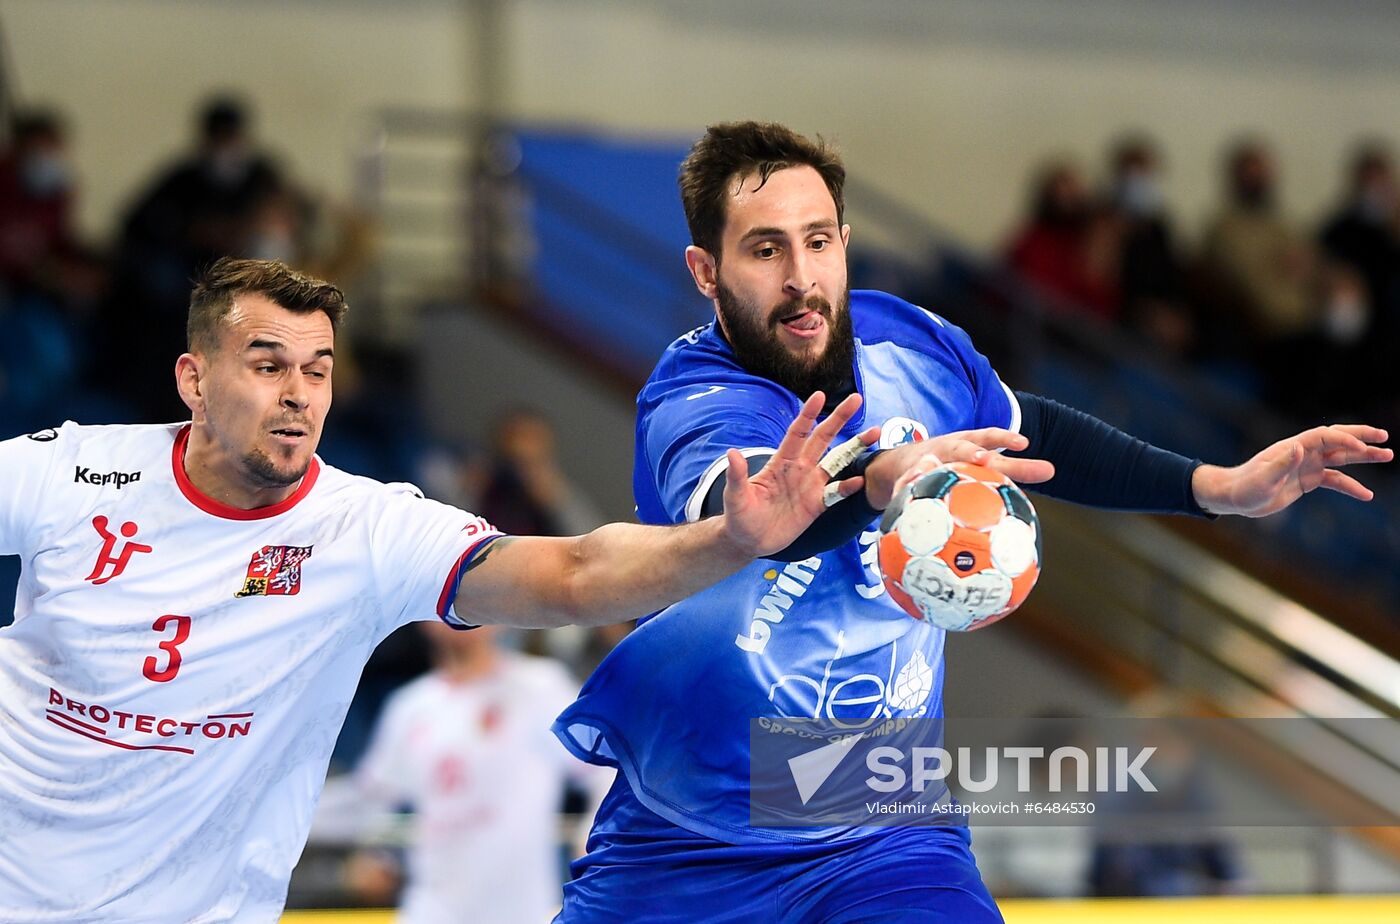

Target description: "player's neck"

left=182, top=427, right=303, bottom=511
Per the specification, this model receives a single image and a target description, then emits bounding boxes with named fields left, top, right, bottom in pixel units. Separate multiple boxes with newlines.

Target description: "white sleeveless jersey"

left=0, top=422, right=502, bottom=923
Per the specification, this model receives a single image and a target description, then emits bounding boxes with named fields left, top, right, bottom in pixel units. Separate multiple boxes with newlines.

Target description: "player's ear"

left=685, top=245, right=719, bottom=301
left=175, top=353, right=207, bottom=420
left=841, top=224, right=851, bottom=249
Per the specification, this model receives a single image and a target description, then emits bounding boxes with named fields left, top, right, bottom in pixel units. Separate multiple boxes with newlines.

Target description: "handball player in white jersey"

left=0, top=257, right=872, bottom=923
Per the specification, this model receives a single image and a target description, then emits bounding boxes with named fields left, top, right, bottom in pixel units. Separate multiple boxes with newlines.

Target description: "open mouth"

left=270, top=426, right=309, bottom=440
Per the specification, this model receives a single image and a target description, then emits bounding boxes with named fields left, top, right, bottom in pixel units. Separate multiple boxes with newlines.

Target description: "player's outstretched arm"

left=455, top=392, right=868, bottom=628
left=1192, top=424, right=1392, bottom=517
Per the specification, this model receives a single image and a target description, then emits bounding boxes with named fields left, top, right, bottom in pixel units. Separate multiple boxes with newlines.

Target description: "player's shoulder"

left=852, top=288, right=987, bottom=367
left=646, top=322, right=761, bottom=389
left=311, top=461, right=430, bottom=503
left=312, top=462, right=467, bottom=518
left=640, top=327, right=796, bottom=419
left=312, top=462, right=497, bottom=542
left=7, top=419, right=181, bottom=451
left=3, top=420, right=183, bottom=474
left=851, top=289, right=956, bottom=342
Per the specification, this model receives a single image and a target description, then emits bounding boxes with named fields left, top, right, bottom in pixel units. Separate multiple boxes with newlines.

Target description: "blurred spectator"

left=1088, top=698, right=1245, bottom=898
left=0, top=110, right=72, bottom=289
left=1088, top=731, right=1244, bottom=897
left=1198, top=139, right=1314, bottom=346
left=120, top=95, right=283, bottom=268
left=1006, top=160, right=1121, bottom=321
left=1089, top=833, right=1243, bottom=897
left=1106, top=135, right=1196, bottom=356
left=103, top=95, right=285, bottom=419
left=0, top=289, right=80, bottom=433
left=0, top=109, right=106, bottom=309
left=0, top=110, right=78, bottom=295
left=329, top=621, right=434, bottom=775
left=1319, top=142, right=1400, bottom=423
left=100, top=94, right=376, bottom=421
left=476, top=409, right=604, bottom=538
left=0, top=109, right=104, bottom=432
left=348, top=622, right=609, bottom=924
left=244, top=180, right=378, bottom=297
left=1197, top=138, right=1360, bottom=412
left=473, top=409, right=616, bottom=674
left=1320, top=142, right=1400, bottom=319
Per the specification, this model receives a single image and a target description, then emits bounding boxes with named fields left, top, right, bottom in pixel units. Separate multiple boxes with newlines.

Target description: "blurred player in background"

left=0, top=256, right=870, bottom=923
left=349, top=621, right=609, bottom=924
left=552, top=121, right=1391, bottom=922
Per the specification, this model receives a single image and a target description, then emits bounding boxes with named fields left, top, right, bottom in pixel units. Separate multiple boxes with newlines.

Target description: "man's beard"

left=241, top=447, right=310, bottom=489
left=716, top=282, right=854, bottom=399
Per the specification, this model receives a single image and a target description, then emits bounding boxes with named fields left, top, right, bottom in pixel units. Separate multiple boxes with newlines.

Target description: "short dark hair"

left=678, top=121, right=845, bottom=258
left=1349, top=140, right=1392, bottom=185
left=187, top=257, right=347, bottom=353
left=200, top=96, right=248, bottom=142
left=1110, top=133, right=1161, bottom=173
left=11, top=108, right=64, bottom=146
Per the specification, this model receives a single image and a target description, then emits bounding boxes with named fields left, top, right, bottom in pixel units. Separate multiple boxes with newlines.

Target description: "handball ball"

left=877, top=461, right=1041, bottom=631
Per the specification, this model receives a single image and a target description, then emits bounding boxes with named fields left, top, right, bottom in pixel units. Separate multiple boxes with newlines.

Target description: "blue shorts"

left=556, top=779, right=1004, bottom=923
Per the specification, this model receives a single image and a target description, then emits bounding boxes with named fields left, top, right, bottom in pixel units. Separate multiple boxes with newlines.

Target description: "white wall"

left=2, top=0, right=473, bottom=241
left=506, top=0, right=1400, bottom=248
left=6, top=0, right=1400, bottom=248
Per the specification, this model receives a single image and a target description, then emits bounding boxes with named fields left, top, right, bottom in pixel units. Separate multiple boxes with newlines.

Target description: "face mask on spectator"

left=206, top=145, right=252, bottom=187
left=1324, top=290, right=1368, bottom=344
left=248, top=231, right=296, bottom=263
left=1358, top=183, right=1396, bottom=225
left=1234, top=178, right=1273, bottom=211
left=1116, top=172, right=1162, bottom=217
left=21, top=153, right=71, bottom=197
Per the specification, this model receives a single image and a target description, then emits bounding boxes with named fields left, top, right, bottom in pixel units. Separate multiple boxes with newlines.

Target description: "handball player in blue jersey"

left=552, top=122, right=1391, bottom=922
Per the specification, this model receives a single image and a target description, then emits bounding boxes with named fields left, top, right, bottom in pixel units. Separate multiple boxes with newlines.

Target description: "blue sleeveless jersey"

left=553, top=290, right=1017, bottom=844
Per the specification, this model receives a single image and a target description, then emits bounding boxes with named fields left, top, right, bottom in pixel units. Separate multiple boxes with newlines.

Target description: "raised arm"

left=454, top=392, right=870, bottom=628
left=1191, top=424, right=1391, bottom=517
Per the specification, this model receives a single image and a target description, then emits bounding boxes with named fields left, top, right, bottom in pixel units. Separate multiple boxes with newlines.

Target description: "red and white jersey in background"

left=355, top=655, right=606, bottom=924
left=0, top=421, right=502, bottom=924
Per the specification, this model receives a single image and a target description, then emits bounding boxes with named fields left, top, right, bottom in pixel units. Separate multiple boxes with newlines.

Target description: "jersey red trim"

left=171, top=425, right=321, bottom=520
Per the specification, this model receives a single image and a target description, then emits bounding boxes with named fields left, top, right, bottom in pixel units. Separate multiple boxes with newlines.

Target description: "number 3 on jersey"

left=143, top=614, right=191, bottom=682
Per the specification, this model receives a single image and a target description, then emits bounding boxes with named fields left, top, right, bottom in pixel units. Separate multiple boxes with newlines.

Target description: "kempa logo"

left=74, top=466, right=142, bottom=489
left=788, top=736, right=1158, bottom=805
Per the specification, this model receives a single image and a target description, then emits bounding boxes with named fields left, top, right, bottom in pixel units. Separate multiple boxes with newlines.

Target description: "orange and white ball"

left=877, top=461, right=1041, bottom=631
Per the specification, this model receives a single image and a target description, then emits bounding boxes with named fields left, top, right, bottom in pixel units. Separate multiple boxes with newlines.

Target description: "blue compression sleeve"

left=1011, top=391, right=1212, bottom=517
left=700, top=451, right=883, bottom=562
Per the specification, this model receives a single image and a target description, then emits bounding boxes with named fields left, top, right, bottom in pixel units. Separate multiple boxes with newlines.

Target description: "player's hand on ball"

left=868, top=428, right=1055, bottom=510
left=720, top=392, right=877, bottom=557
left=1193, top=424, right=1392, bottom=517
